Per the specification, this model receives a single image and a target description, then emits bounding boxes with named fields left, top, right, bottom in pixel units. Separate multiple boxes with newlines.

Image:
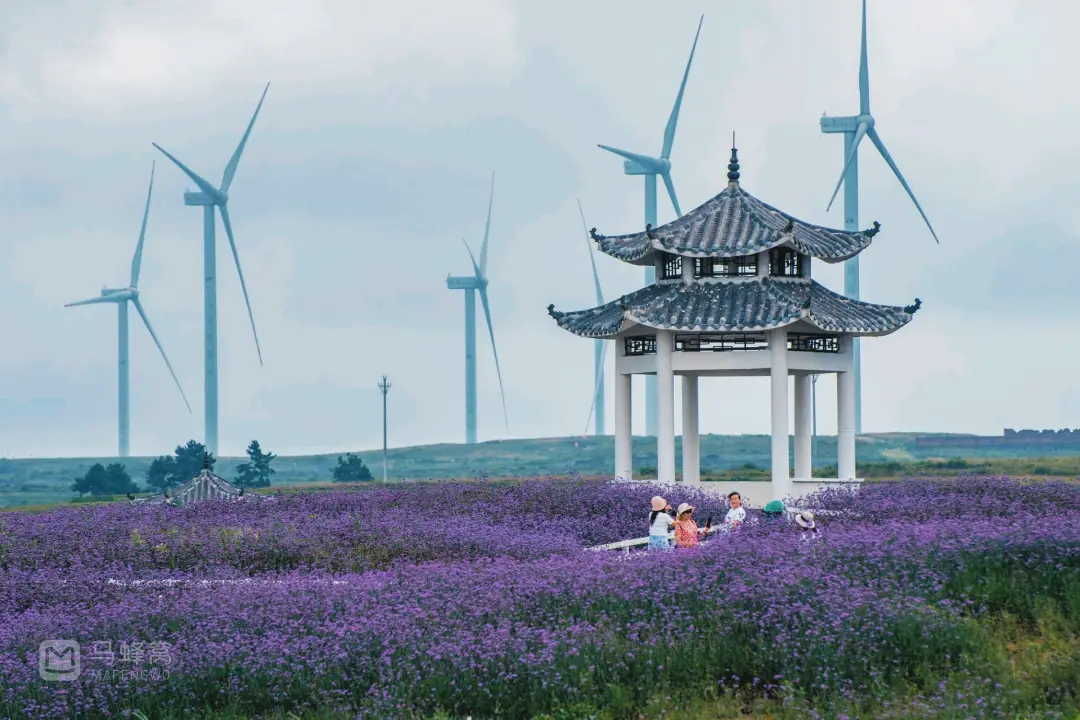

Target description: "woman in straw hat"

left=795, top=510, right=818, bottom=541
left=673, top=502, right=711, bottom=548
left=648, top=496, right=675, bottom=550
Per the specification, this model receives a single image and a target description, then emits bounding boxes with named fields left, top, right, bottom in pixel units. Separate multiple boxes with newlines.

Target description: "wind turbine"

left=65, top=162, right=192, bottom=457
left=445, top=171, right=509, bottom=444
left=821, top=0, right=938, bottom=434
left=152, top=83, right=269, bottom=456
left=598, top=14, right=703, bottom=438
left=578, top=199, right=606, bottom=437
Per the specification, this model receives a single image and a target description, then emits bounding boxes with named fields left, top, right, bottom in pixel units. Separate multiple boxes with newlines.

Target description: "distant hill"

left=4, top=432, right=1080, bottom=508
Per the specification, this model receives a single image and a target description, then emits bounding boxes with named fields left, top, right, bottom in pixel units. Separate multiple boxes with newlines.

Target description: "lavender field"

left=1, top=477, right=1079, bottom=719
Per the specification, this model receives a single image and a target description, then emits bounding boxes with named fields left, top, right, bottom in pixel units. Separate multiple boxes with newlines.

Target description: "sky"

left=1, top=0, right=1077, bottom=458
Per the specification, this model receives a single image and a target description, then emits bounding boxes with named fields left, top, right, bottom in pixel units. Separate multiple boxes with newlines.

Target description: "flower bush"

left=1, top=475, right=1078, bottom=718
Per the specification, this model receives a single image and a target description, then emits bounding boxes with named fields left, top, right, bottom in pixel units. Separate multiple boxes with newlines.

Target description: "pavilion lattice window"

left=624, top=335, right=657, bottom=356
left=787, top=333, right=839, bottom=353
left=659, top=252, right=682, bottom=280
left=732, top=256, right=758, bottom=276
left=693, top=256, right=758, bottom=278
left=770, top=248, right=803, bottom=277
left=674, top=333, right=769, bottom=352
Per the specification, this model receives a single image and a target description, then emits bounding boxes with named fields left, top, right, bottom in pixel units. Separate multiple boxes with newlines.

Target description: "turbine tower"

left=578, top=199, right=606, bottom=437
left=598, top=14, right=702, bottom=437
left=65, top=162, right=192, bottom=456
left=821, top=0, right=938, bottom=434
left=445, top=172, right=509, bottom=444
left=152, top=83, right=269, bottom=456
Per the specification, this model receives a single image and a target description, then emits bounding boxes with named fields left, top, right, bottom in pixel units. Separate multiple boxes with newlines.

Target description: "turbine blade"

left=152, top=143, right=218, bottom=198
left=65, top=295, right=114, bottom=308
left=825, top=121, right=868, bottom=212
left=219, top=205, right=265, bottom=363
left=582, top=337, right=609, bottom=436
left=462, top=238, right=482, bottom=278
left=661, top=14, right=704, bottom=159
left=479, top=171, right=494, bottom=277
left=661, top=171, right=682, bottom=217
left=597, top=144, right=660, bottom=171
left=578, top=199, right=604, bottom=305
left=132, top=296, right=192, bottom=413
left=477, top=286, right=509, bottom=435
left=867, top=127, right=939, bottom=243
left=131, top=161, right=154, bottom=287
left=859, top=0, right=870, bottom=115
left=221, top=82, right=270, bottom=193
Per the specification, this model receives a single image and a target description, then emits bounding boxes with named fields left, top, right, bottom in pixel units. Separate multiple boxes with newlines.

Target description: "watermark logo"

left=39, top=639, right=80, bottom=681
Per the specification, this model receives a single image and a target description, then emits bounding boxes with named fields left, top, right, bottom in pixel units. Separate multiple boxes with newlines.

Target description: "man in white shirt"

left=724, top=492, right=746, bottom=528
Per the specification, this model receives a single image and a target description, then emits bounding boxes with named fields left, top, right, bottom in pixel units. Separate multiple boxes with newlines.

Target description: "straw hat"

left=794, top=511, right=816, bottom=529
left=650, top=496, right=667, bottom=512
left=676, top=502, right=694, bottom=516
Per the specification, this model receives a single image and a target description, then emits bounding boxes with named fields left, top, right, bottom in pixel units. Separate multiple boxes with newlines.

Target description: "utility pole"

left=378, top=375, right=391, bottom=483
left=811, top=374, right=819, bottom=475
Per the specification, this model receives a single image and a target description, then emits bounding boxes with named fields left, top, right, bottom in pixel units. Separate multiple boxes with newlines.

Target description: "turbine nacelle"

left=184, top=191, right=220, bottom=207
left=820, top=115, right=859, bottom=133
left=104, top=288, right=137, bottom=301
left=622, top=155, right=670, bottom=176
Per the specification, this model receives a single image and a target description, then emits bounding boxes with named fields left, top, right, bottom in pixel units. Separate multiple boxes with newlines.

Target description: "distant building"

left=915, top=428, right=1080, bottom=449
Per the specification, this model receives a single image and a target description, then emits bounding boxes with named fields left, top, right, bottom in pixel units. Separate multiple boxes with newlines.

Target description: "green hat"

left=762, top=500, right=785, bottom=515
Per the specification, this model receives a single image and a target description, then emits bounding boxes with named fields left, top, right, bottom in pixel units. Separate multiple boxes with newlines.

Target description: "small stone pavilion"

left=548, top=145, right=921, bottom=502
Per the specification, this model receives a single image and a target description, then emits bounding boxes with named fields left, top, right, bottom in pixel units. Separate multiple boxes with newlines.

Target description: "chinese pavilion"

left=130, top=456, right=267, bottom=507
left=547, top=145, right=921, bottom=501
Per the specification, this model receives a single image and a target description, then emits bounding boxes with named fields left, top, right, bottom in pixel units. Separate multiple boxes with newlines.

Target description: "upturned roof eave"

left=590, top=184, right=878, bottom=265
left=547, top=279, right=916, bottom=339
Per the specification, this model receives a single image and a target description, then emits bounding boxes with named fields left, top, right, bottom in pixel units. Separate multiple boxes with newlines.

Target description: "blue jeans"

left=648, top=535, right=671, bottom=551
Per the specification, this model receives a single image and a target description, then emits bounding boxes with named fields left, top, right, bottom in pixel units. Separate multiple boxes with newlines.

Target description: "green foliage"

left=4, top=432, right=1080, bottom=507
left=235, top=440, right=276, bottom=488
left=147, top=441, right=216, bottom=491
left=331, top=453, right=373, bottom=483
left=70, top=462, right=138, bottom=497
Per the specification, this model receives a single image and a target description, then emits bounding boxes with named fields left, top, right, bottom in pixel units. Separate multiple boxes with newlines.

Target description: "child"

left=648, top=496, right=675, bottom=550
left=724, top=492, right=746, bottom=528
left=673, top=503, right=710, bottom=548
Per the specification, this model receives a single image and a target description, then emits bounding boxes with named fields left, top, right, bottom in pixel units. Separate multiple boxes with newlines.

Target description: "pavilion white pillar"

left=655, top=330, right=676, bottom=483
left=794, top=373, right=812, bottom=479
left=615, top=371, right=632, bottom=480
left=769, top=328, right=790, bottom=501
left=837, top=335, right=857, bottom=480
left=681, top=373, right=700, bottom=484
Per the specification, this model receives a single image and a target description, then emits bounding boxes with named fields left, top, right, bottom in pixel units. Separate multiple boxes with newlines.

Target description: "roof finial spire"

left=727, top=132, right=740, bottom=185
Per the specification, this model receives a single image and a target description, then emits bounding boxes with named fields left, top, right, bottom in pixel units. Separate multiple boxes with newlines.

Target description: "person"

left=648, top=496, right=675, bottom=550
left=724, top=492, right=746, bottom=529
left=761, top=500, right=785, bottom=525
left=673, top=503, right=710, bottom=548
left=795, top=510, right=818, bottom=541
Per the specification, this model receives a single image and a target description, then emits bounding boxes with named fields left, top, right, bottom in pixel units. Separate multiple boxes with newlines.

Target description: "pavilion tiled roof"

left=546, top=277, right=919, bottom=339
left=591, top=184, right=881, bottom=265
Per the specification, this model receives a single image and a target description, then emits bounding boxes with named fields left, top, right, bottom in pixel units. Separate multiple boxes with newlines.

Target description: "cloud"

left=0, top=0, right=520, bottom=118
left=4, top=0, right=1080, bottom=458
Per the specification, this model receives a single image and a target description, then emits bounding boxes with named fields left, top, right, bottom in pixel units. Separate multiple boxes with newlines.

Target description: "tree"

left=332, top=454, right=373, bottom=483
left=72, top=463, right=139, bottom=497
left=235, top=440, right=276, bottom=488
left=145, top=456, right=177, bottom=491
left=145, top=440, right=215, bottom=491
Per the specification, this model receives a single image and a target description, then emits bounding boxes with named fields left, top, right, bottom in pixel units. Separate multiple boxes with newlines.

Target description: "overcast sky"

left=1, top=0, right=1076, bottom=458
